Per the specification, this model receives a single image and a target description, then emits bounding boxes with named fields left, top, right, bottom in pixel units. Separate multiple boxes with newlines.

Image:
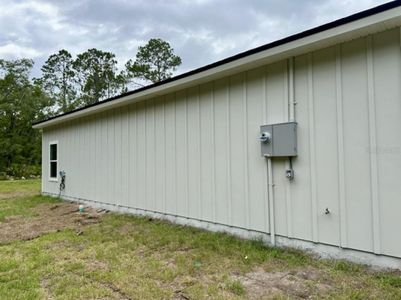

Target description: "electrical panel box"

left=260, top=122, right=297, bottom=157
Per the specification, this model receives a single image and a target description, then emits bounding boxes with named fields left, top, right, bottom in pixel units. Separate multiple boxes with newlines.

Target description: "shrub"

left=2, top=164, right=41, bottom=179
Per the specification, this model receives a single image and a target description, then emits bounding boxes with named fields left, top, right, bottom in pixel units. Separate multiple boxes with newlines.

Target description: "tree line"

left=0, top=38, right=181, bottom=178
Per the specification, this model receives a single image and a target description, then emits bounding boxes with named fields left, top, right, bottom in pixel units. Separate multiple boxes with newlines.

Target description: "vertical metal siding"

left=341, top=37, right=373, bottom=252
left=214, top=78, right=230, bottom=226
left=292, top=54, right=314, bottom=242
left=246, top=67, right=268, bottom=232
left=186, top=87, right=201, bottom=220
left=42, top=27, right=401, bottom=259
left=199, top=83, right=214, bottom=222
left=313, top=46, right=341, bottom=246
left=335, top=44, right=347, bottom=249
left=373, top=29, right=401, bottom=258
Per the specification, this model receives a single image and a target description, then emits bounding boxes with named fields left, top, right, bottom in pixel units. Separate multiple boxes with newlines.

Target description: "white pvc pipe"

left=288, top=57, right=295, bottom=122
left=267, top=156, right=276, bottom=246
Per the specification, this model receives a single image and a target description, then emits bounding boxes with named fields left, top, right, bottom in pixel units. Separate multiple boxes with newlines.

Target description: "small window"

left=49, top=142, right=58, bottom=180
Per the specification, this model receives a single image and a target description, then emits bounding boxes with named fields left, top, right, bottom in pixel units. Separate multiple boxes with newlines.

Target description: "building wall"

left=42, top=27, right=401, bottom=259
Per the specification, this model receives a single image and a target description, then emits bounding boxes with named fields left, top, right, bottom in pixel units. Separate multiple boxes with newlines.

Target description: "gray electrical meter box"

left=260, top=122, right=297, bottom=157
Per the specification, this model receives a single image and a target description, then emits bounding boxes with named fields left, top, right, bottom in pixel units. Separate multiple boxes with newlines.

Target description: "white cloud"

left=0, top=0, right=390, bottom=78
left=0, top=43, right=42, bottom=58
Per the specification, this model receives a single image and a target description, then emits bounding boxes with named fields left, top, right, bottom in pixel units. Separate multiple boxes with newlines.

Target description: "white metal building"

left=34, top=2, right=401, bottom=268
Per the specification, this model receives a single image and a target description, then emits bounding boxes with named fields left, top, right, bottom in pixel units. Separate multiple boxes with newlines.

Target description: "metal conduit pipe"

left=267, top=156, right=276, bottom=246
left=288, top=57, right=296, bottom=122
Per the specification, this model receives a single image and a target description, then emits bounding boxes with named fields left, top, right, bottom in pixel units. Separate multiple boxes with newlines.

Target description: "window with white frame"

left=49, top=142, right=58, bottom=180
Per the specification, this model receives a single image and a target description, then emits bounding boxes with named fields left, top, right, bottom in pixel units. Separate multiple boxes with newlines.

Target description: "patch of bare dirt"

left=84, top=259, right=110, bottom=272
left=118, top=223, right=135, bottom=234
left=0, top=203, right=107, bottom=244
left=233, top=266, right=334, bottom=299
left=40, top=277, right=54, bottom=300
left=173, top=289, right=190, bottom=300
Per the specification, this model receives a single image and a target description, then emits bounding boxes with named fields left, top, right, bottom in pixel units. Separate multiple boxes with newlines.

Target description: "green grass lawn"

left=0, top=180, right=400, bottom=299
left=0, top=179, right=56, bottom=222
left=0, top=179, right=41, bottom=200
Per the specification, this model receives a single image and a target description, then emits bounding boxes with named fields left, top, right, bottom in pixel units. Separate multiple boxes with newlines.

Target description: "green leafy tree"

left=36, top=49, right=77, bottom=113
left=0, top=59, right=53, bottom=175
left=126, top=38, right=182, bottom=84
left=73, top=48, right=125, bottom=106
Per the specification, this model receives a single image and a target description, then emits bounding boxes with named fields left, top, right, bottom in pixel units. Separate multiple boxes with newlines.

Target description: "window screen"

left=50, top=144, right=57, bottom=161
left=49, top=143, right=57, bottom=179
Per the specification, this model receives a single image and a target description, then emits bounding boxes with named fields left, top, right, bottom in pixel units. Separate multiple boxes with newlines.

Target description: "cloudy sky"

left=0, top=0, right=390, bottom=77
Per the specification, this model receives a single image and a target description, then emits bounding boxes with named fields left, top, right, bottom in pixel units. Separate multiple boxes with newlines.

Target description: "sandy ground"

left=0, top=202, right=107, bottom=244
left=233, top=266, right=334, bottom=299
